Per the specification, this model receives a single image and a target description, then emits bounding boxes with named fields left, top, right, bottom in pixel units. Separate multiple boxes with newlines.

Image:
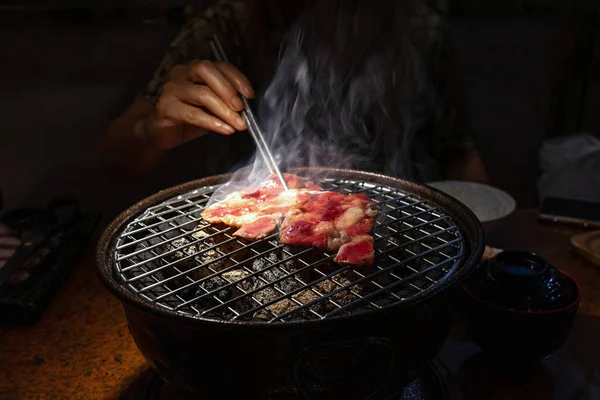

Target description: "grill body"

left=123, top=288, right=453, bottom=398
left=97, top=168, right=484, bottom=399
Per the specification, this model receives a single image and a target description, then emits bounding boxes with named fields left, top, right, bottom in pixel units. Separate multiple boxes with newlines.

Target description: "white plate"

left=427, top=180, right=517, bottom=223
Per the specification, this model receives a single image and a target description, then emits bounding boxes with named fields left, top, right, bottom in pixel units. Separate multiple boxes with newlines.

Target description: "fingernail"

left=242, top=86, right=255, bottom=98
left=236, top=115, right=246, bottom=130
left=232, top=96, right=244, bottom=110
left=216, top=122, right=235, bottom=134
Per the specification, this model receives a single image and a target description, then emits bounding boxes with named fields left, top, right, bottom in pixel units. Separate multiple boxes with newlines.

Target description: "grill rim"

left=96, top=167, right=485, bottom=329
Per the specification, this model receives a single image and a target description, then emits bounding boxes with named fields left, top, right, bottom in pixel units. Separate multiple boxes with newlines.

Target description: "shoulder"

left=176, top=0, right=249, bottom=56
left=142, top=0, right=249, bottom=102
left=165, top=0, right=250, bottom=68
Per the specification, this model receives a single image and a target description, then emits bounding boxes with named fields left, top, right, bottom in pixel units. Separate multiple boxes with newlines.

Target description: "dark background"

left=0, top=0, right=598, bottom=220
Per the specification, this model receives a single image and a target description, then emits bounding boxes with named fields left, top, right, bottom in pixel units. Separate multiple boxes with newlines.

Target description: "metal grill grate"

left=113, top=178, right=465, bottom=323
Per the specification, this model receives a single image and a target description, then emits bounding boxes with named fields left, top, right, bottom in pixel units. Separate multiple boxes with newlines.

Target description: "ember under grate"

left=113, top=178, right=465, bottom=323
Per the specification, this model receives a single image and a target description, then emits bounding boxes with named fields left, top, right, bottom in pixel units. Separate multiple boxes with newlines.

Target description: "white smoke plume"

left=209, top=0, right=433, bottom=204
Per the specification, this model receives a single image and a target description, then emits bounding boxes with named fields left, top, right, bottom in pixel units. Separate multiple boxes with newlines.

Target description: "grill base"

left=120, top=362, right=450, bottom=400
left=99, top=169, right=483, bottom=400
left=122, top=289, right=454, bottom=399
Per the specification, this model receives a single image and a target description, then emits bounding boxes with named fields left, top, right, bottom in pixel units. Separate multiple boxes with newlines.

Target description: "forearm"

left=445, top=147, right=489, bottom=184
left=102, top=100, right=166, bottom=178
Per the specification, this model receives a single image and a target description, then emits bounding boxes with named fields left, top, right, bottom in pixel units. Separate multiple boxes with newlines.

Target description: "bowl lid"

left=465, top=250, right=577, bottom=312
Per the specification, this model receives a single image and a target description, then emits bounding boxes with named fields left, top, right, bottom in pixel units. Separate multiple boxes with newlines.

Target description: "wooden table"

left=0, top=209, right=599, bottom=399
left=444, top=210, right=600, bottom=400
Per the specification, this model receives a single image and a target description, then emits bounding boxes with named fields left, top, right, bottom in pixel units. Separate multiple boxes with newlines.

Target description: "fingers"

left=170, top=59, right=255, bottom=106
left=187, top=60, right=244, bottom=111
left=177, top=83, right=246, bottom=131
left=159, top=59, right=256, bottom=146
left=162, top=81, right=246, bottom=131
left=166, top=101, right=237, bottom=136
left=214, top=62, right=255, bottom=99
left=169, top=64, right=188, bottom=81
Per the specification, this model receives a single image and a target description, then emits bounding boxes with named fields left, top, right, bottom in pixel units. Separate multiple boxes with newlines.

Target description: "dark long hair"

left=250, top=0, right=435, bottom=179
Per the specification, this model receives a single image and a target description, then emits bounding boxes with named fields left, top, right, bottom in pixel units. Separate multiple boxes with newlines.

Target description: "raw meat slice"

left=201, top=174, right=321, bottom=240
left=232, top=216, right=278, bottom=240
left=335, top=235, right=375, bottom=265
left=279, top=191, right=378, bottom=266
left=201, top=173, right=378, bottom=266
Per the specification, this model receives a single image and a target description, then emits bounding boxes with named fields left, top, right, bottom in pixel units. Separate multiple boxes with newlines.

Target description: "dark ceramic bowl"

left=462, top=250, right=580, bottom=361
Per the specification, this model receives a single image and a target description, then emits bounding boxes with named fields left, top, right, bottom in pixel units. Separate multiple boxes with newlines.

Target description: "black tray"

left=0, top=204, right=100, bottom=325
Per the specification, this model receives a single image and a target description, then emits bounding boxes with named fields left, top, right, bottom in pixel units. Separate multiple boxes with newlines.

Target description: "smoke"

left=209, top=0, right=433, bottom=204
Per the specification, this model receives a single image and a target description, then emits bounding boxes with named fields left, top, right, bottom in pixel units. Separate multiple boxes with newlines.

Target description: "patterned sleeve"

left=141, top=0, right=248, bottom=104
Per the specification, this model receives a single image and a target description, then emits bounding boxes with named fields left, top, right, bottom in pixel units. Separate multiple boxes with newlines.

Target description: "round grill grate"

left=112, top=177, right=466, bottom=323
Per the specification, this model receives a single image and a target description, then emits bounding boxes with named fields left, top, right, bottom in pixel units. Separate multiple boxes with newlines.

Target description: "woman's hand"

left=147, top=60, right=255, bottom=150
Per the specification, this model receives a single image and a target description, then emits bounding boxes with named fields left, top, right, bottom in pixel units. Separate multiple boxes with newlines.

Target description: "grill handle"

left=293, top=336, right=396, bottom=400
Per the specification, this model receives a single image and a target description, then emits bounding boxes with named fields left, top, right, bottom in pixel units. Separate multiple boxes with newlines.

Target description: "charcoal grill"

left=97, top=168, right=484, bottom=399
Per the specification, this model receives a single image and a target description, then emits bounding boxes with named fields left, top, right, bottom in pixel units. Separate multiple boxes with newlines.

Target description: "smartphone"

left=539, top=197, right=600, bottom=228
